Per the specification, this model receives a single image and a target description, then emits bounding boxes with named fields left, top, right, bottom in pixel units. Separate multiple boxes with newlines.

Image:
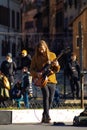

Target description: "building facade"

left=72, top=7, right=87, bottom=69
left=64, top=0, right=87, bottom=41
left=0, top=0, right=21, bottom=63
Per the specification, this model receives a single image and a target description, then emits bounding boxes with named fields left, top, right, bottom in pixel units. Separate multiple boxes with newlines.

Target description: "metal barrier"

left=0, top=32, right=87, bottom=109
left=0, top=70, right=87, bottom=109
left=12, top=70, right=87, bottom=109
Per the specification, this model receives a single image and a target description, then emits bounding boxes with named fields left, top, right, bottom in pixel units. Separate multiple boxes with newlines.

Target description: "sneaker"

left=41, top=117, right=51, bottom=123
left=41, top=118, right=45, bottom=123
left=41, top=116, right=46, bottom=123
left=44, top=118, right=51, bottom=123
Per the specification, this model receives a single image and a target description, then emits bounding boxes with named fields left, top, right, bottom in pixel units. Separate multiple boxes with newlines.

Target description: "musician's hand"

left=37, top=72, right=42, bottom=78
left=45, top=76, right=48, bottom=81
left=51, top=60, right=60, bottom=72
left=52, top=60, right=59, bottom=67
left=48, top=69, right=54, bottom=74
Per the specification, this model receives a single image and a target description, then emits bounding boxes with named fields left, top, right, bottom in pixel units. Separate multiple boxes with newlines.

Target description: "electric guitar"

left=33, top=47, right=70, bottom=87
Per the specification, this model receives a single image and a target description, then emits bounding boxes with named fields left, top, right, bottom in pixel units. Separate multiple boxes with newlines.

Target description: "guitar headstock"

left=57, top=47, right=71, bottom=60
left=61, top=47, right=71, bottom=54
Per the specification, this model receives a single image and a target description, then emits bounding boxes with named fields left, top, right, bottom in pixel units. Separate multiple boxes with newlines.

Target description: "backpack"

left=3, top=76, right=10, bottom=90
left=0, top=73, right=10, bottom=90
left=0, top=74, right=10, bottom=98
left=73, top=108, right=87, bottom=126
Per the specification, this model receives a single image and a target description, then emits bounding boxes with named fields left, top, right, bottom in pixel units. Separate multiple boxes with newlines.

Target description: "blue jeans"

left=15, top=96, right=23, bottom=108
left=53, top=88, right=60, bottom=105
left=23, top=92, right=29, bottom=108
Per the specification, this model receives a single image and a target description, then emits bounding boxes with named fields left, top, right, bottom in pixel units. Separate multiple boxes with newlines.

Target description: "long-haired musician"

left=30, top=40, right=60, bottom=123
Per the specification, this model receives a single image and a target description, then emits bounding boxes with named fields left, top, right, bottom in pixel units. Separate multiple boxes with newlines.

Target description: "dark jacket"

left=68, top=59, right=80, bottom=79
left=21, top=55, right=31, bottom=70
left=11, top=82, right=22, bottom=99
left=21, top=71, right=33, bottom=95
left=1, top=60, right=17, bottom=77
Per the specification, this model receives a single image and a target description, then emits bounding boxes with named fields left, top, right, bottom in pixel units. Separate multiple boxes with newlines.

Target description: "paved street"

left=0, top=123, right=87, bottom=130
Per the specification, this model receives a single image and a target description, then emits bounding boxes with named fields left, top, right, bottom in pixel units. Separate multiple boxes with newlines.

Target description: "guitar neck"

left=50, top=51, right=64, bottom=65
left=42, top=47, right=70, bottom=74
left=42, top=53, right=62, bottom=75
left=51, top=47, right=70, bottom=63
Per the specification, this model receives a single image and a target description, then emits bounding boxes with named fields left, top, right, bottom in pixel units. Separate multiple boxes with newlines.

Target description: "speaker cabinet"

left=0, top=111, right=12, bottom=125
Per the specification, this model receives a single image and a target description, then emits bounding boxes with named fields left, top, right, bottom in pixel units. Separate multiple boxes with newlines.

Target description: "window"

left=12, top=43, right=16, bottom=57
left=56, top=11, right=63, bottom=28
left=76, top=36, right=80, bottom=47
left=68, top=0, right=73, bottom=8
left=76, top=35, right=83, bottom=48
left=64, top=17, right=68, bottom=29
left=16, top=12, right=20, bottom=30
left=64, top=1, right=68, bottom=11
left=0, top=6, right=10, bottom=26
left=2, top=40, right=6, bottom=56
left=56, top=0, right=59, bottom=4
left=2, top=40, right=10, bottom=56
left=25, top=21, right=34, bottom=30
left=12, top=10, right=15, bottom=29
left=74, top=0, right=77, bottom=9
left=69, top=16, right=73, bottom=23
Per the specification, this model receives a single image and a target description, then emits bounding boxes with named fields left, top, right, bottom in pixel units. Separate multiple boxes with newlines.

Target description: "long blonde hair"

left=35, top=40, right=50, bottom=61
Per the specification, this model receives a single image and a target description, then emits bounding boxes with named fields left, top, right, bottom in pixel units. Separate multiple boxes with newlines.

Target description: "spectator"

left=0, top=70, right=10, bottom=108
left=0, top=53, right=17, bottom=89
left=67, top=52, right=80, bottom=99
left=11, top=81, right=22, bottom=108
left=21, top=49, right=31, bottom=70
left=21, top=67, right=33, bottom=108
left=19, top=50, right=33, bottom=95
left=53, top=87, right=60, bottom=107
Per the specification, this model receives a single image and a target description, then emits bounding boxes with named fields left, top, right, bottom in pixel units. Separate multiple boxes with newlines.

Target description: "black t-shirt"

left=21, top=55, right=31, bottom=70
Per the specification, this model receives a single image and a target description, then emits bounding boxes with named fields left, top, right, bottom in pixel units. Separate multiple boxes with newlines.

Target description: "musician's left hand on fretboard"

left=52, top=60, right=59, bottom=67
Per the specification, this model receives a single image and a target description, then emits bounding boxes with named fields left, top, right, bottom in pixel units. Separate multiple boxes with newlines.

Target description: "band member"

left=30, top=40, right=60, bottom=123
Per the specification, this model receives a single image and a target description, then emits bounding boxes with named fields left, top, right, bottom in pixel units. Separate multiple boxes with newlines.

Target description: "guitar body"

left=33, top=48, right=70, bottom=88
left=33, top=76, right=48, bottom=87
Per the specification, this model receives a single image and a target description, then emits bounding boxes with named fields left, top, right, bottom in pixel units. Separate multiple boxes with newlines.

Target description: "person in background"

left=0, top=53, right=17, bottom=89
left=21, top=67, right=33, bottom=108
left=67, top=52, right=80, bottom=99
left=11, top=81, right=22, bottom=108
left=0, top=70, right=10, bottom=108
left=30, top=40, right=60, bottom=123
left=20, top=49, right=33, bottom=96
left=53, top=87, right=60, bottom=107
left=21, top=49, right=31, bottom=70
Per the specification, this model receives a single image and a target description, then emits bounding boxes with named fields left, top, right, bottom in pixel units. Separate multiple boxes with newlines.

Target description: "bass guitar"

left=33, top=47, right=70, bottom=87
